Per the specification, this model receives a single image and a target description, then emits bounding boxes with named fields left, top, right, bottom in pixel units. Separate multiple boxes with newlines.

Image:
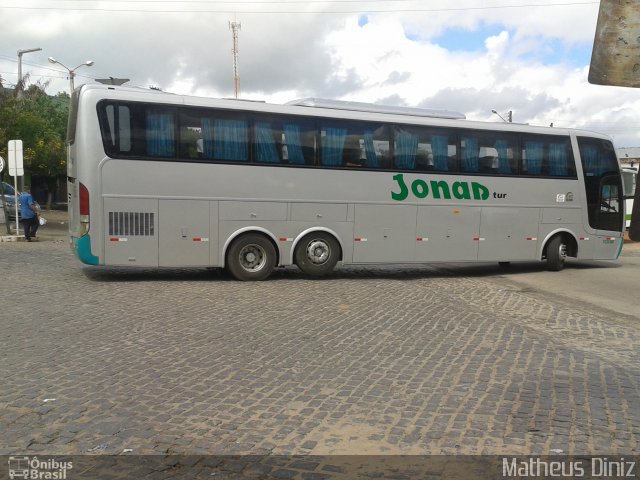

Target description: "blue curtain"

left=432, top=135, right=449, bottom=171
left=525, top=142, right=543, bottom=175
left=322, top=127, right=347, bottom=166
left=495, top=139, right=511, bottom=174
left=202, top=118, right=215, bottom=158
left=461, top=137, right=479, bottom=173
left=147, top=111, right=175, bottom=157
left=214, top=119, right=248, bottom=161
left=549, top=143, right=567, bottom=176
left=363, top=131, right=378, bottom=168
left=580, top=144, right=600, bottom=176
left=283, top=124, right=305, bottom=165
left=254, top=122, right=279, bottom=163
left=395, top=130, right=417, bottom=170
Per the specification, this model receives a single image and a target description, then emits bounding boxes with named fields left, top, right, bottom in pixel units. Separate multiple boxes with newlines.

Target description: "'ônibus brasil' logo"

left=391, top=173, right=490, bottom=202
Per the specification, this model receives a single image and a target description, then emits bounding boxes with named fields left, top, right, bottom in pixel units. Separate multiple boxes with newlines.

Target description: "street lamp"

left=48, top=57, right=94, bottom=94
left=17, top=47, right=42, bottom=98
left=491, top=109, right=513, bottom=123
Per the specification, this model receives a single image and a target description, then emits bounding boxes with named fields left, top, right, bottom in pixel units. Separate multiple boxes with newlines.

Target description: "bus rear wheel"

left=295, top=232, right=340, bottom=276
left=546, top=235, right=568, bottom=271
left=226, top=233, right=276, bottom=281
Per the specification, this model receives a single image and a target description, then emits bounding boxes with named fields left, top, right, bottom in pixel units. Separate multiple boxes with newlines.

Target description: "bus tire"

left=546, top=235, right=567, bottom=272
left=295, top=232, right=340, bottom=277
left=226, top=233, right=277, bottom=281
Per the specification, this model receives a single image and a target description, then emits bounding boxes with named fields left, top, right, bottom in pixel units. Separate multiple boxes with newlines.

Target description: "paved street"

left=1, top=213, right=639, bottom=460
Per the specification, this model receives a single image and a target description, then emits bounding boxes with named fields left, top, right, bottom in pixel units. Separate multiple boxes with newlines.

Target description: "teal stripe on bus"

left=73, top=235, right=100, bottom=265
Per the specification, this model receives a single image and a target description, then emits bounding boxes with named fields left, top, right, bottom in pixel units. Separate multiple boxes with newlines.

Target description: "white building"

left=617, top=147, right=640, bottom=169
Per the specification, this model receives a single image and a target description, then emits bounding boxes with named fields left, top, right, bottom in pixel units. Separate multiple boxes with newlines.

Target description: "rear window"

left=98, top=101, right=178, bottom=159
left=66, top=89, right=81, bottom=145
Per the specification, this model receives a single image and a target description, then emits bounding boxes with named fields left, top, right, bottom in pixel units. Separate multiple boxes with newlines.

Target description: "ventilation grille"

left=108, top=212, right=155, bottom=236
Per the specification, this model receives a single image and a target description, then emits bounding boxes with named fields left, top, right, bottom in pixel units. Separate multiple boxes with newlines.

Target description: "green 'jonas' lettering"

left=472, top=182, right=490, bottom=201
left=391, top=173, right=409, bottom=201
left=391, top=174, right=489, bottom=202
left=453, top=181, right=470, bottom=199
left=430, top=181, right=450, bottom=199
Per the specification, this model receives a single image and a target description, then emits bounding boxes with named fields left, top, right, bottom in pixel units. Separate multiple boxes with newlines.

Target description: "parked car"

left=1, top=182, right=20, bottom=220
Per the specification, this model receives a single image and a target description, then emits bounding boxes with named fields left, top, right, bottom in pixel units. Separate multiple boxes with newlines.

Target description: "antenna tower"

left=229, top=20, right=241, bottom=98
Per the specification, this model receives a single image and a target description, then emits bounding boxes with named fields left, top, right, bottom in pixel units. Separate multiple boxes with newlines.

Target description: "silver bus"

left=67, top=86, right=625, bottom=280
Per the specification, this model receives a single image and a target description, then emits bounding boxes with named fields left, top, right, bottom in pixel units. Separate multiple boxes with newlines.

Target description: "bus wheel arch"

left=542, top=231, right=577, bottom=271
left=293, top=229, right=342, bottom=277
left=224, top=229, right=279, bottom=281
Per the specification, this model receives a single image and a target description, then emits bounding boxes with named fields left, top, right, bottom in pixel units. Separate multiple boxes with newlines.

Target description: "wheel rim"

left=558, top=243, right=567, bottom=262
left=238, top=244, right=267, bottom=272
left=306, top=239, right=330, bottom=265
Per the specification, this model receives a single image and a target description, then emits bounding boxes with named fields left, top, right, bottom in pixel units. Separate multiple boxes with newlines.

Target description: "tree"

left=0, top=77, right=69, bottom=208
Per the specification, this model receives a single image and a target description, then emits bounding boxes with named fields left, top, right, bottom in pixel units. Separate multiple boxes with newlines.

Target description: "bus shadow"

left=82, top=259, right=622, bottom=283
left=425, top=259, right=622, bottom=279
left=82, top=266, right=227, bottom=282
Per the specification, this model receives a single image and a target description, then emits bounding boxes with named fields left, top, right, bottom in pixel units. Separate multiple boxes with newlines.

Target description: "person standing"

left=18, top=185, right=39, bottom=241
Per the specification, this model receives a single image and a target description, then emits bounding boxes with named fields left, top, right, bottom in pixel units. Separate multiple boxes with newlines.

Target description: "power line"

left=0, top=1, right=599, bottom=14
left=0, top=55, right=68, bottom=74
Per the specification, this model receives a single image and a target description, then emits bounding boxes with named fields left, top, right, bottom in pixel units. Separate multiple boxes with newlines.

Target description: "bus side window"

left=394, top=126, right=418, bottom=171
left=404, top=129, right=457, bottom=173
left=547, top=141, right=574, bottom=177
left=522, top=140, right=544, bottom=175
left=521, top=135, right=575, bottom=177
left=146, top=107, right=176, bottom=158
left=494, top=139, right=516, bottom=174
left=211, top=118, right=249, bottom=162
left=254, top=121, right=282, bottom=164
left=461, top=136, right=479, bottom=173
left=320, top=122, right=395, bottom=169
left=363, top=124, right=388, bottom=169
left=321, top=125, right=347, bottom=167
left=432, top=134, right=453, bottom=172
left=283, top=121, right=316, bottom=166
left=344, top=135, right=363, bottom=167
left=178, top=109, right=202, bottom=160
left=464, top=132, right=518, bottom=175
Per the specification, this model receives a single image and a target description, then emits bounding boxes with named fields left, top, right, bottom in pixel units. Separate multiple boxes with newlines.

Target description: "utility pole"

left=229, top=20, right=241, bottom=99
left=17, top=47, right=42, bottom=98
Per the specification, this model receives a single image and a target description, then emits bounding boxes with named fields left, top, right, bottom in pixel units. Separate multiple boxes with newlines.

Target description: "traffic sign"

left=0, top=155, right=5, bottom=173
left=8, top=140, right=24, bottom=176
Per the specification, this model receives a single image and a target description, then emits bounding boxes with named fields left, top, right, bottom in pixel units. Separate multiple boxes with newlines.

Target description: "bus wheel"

left=546, top=235, right=567, bottom=272
left=295, top=232, right=340, bottom=276
left=226, top=233, right=276, bottom=281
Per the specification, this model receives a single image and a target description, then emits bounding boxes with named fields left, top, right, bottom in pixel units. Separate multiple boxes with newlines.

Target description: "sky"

left=1, top=0, right=639, bottom=147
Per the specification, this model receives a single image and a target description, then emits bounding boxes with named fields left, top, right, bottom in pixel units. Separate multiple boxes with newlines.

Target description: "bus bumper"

left=71, top=234, right=100, bottom=265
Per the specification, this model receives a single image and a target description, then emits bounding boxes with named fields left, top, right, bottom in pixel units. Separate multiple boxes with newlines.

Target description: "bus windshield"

left=578, top=137, right=624, bottom=232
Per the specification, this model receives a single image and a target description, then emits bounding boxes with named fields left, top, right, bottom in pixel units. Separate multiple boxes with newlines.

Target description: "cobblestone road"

left=1, top=223, right=639, bottom=458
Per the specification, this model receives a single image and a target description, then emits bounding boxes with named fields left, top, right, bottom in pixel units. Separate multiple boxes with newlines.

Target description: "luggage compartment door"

left=159, top=200, right=214, bottom=267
